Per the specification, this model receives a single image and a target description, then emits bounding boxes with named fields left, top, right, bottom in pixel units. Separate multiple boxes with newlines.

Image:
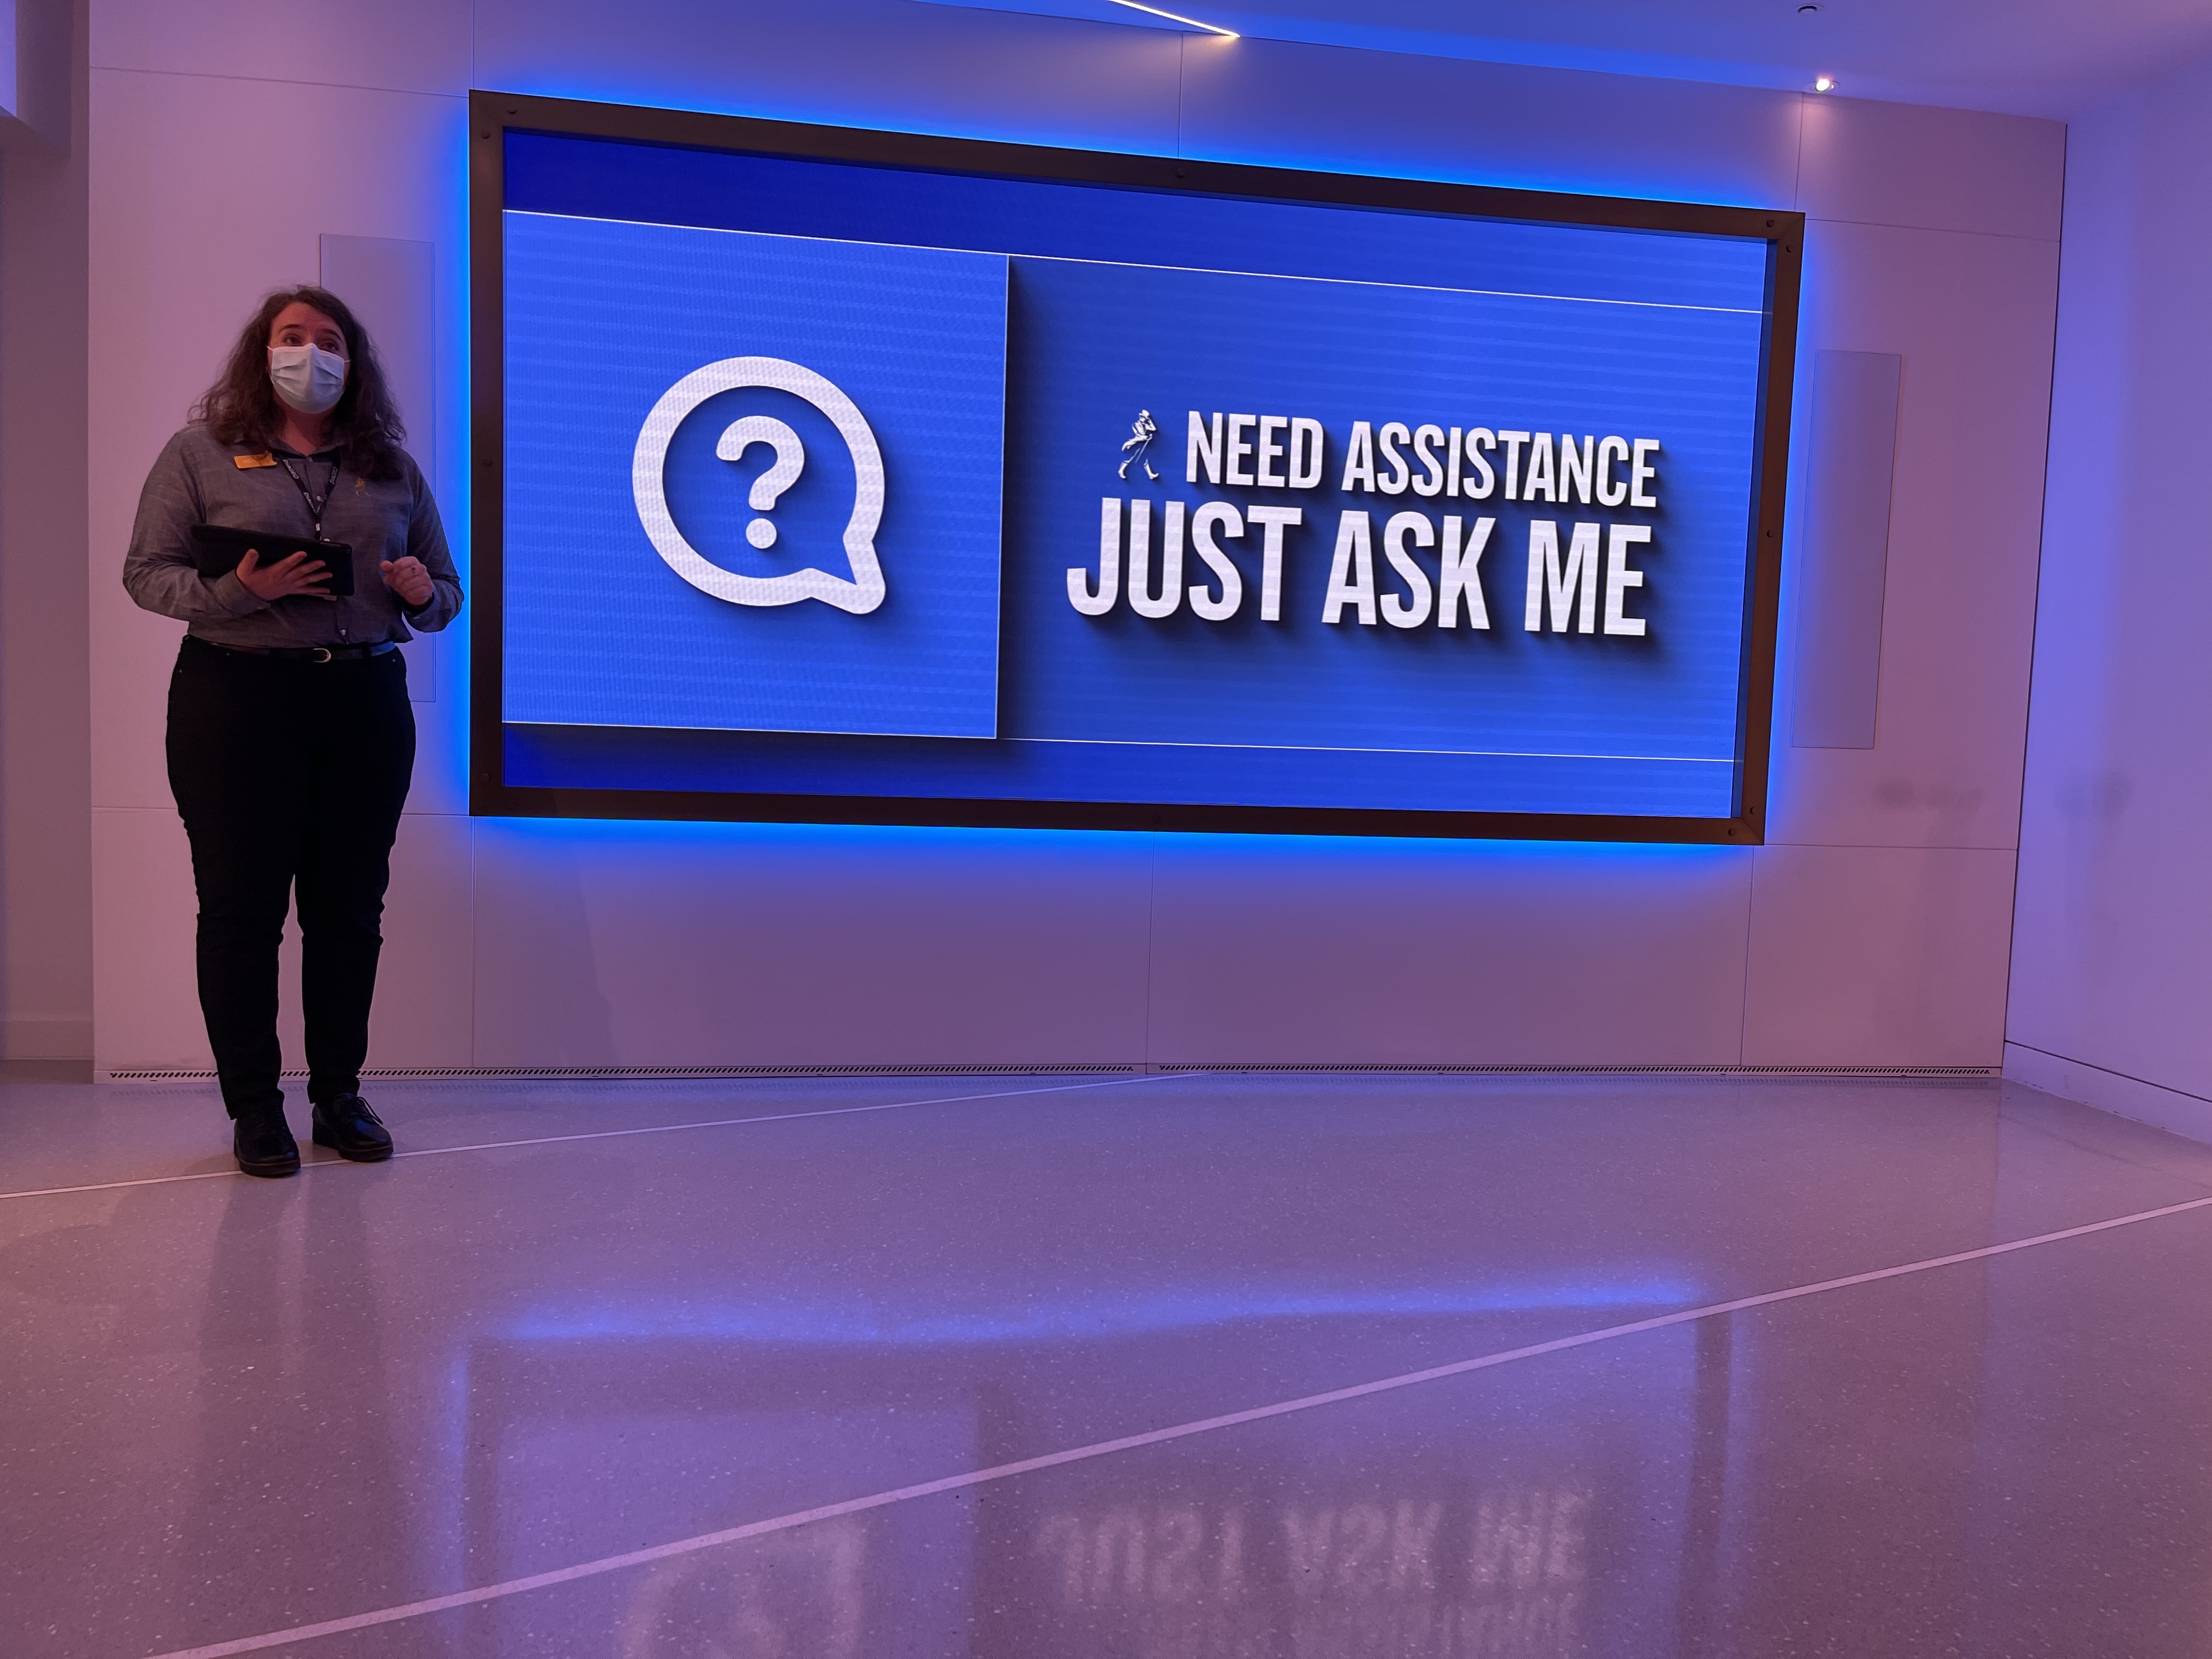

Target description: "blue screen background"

left=505, top=213, right=1009, bottom=738
left=499, top=132, right=1774, bottom=819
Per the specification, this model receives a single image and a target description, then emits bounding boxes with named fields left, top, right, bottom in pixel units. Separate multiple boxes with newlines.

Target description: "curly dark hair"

left=192, top=286, right=407, bottom=481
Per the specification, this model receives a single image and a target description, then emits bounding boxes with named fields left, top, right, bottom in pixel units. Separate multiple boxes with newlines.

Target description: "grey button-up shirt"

left=123, top=422, right=462, bottom=648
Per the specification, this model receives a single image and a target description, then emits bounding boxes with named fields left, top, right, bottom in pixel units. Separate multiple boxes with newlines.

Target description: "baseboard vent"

left=104, top=1062, right=1144, bottom=1082
left=104, top=1061, right=1996, bottom=1082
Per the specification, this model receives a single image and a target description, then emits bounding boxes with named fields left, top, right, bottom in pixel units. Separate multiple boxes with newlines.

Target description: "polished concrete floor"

left=9, top=1068, right=2212, bottom=1658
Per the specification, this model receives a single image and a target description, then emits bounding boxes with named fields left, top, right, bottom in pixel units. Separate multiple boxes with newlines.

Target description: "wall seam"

left=1802, top=213, right=2062, bottom=246
left=1737, top=850, right=1757, bottom=1063
left=1790, top=89, right=1806, bottom=208
left=1999, top=119, right=2073, bottom=1055
left=467, top=818, right=481, bottom=1068
left=1174, top=32, right=1186, bottom=156
left=1142, top=834, right=1160, bottom=1070
left=1764, top=839, right=2021, bottom=854
left=89, top=63, right=466, bottom=103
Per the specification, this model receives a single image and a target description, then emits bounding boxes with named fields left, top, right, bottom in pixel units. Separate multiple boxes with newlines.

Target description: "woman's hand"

left=235, top=548, right=333, bottom=601
left=380, top=556, right=435, bottom=610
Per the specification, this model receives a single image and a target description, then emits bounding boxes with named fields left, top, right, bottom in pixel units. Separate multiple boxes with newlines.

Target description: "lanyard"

left=276, top=453, right=340, bottom=540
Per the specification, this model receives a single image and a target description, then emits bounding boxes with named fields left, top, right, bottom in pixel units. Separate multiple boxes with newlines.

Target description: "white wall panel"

left=84, top=2, right=2067, bottom=1075
left=316, top=232, right=459, bottom=802
left=94, top=808, right=475, bottom=1076
left=469, top=825, right=1155, bottom=1068
left=2007, top=57, right=2212, bottom=1107
left=1147, top=840, right=1754, bottom=1067
left=270, top=810, right=475, bottom=1073
left=90, top=807, right=205, bottom=1071
left=473, top=0, right=1183, bottom=154
left=1743, top=844, right=2017, bottom=1067
left=0, top=0, right=90, bottom=1058
left=91, top=0, right=469, bottom=95
left=1796, top=93, right=2064, bottom=241
left=1177, top=33, right=1804, bottom=206
left=318, top=234, right=439, bottom=487
left=360, top=813, right=477, bottom=1069
left=88, top=69, right=466, bottom=816
left=1763, top=218, right=2058, bottom=852
left=1790, top=349, right=1903, bottom=752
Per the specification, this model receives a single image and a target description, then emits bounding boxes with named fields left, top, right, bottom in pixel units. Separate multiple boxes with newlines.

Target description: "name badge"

left=233, top=452, right=277, bottom=470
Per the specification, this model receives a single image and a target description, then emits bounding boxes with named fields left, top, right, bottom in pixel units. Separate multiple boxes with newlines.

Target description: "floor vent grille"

left=104, top=1063, right=1144, bottom=1082
left=103, top=1062, right=1997, bottom=1082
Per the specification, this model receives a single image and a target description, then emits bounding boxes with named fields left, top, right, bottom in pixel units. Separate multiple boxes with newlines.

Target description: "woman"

left=123, top=287, right=462, bottom=1178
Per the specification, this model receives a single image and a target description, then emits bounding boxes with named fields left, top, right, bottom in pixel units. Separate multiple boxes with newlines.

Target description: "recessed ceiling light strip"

left=1107, top=0, right=1239, bottom=38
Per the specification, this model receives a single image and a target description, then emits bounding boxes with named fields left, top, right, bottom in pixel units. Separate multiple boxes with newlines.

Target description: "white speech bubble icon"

left=718, top=415, right=805, bottom=549
left=631, top=357, right=886, bottom=614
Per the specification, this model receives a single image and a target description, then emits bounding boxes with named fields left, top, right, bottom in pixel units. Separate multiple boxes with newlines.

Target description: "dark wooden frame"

left=469, top=89, right=1803, bottom=844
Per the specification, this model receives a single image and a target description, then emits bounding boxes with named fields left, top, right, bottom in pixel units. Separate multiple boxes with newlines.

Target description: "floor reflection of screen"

left=992, top=1327, right=1722, bottom=1657
left=453, top=1317, right=1729, bottom=1656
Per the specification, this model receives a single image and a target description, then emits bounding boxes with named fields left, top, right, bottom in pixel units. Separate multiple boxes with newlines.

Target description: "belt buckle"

left=312, top=647, right=333, bottom=664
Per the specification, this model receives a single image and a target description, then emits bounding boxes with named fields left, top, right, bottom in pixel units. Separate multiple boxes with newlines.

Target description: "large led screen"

left=473, top=94, right=1800, bottom=840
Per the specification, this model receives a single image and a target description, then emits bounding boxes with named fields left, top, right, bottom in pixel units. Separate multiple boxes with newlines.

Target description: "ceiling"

left=917, top=0, right=2212, bottom=118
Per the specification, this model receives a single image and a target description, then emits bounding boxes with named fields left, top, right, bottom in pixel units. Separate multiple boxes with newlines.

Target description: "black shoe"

left=234, top=1111, right=301, bottom=1178
left=311, top=1094, right=393, bottom=1162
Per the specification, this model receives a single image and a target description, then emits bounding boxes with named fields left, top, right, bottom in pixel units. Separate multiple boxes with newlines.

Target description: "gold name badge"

left=233, top=452, right=277, bottom=470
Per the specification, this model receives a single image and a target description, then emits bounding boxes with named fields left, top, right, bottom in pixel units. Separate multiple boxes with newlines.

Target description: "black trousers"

left=166, top=636, right=415, bottom=1119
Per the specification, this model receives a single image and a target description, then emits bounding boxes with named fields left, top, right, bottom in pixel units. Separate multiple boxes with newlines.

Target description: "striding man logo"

left=1118, top=409, right=1161, bottom=482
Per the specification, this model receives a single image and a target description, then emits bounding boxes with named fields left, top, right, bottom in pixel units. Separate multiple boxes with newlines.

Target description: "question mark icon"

left=717, top=416, right=806, bottom=549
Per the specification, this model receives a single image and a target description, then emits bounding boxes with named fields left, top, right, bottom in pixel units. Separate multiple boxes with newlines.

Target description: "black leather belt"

left=205, top=640, right=398, bottom=663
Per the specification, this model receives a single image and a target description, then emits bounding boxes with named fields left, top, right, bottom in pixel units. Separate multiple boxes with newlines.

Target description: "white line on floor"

left=0, top=1073, right=1175, bottom=1204
left=139, top=1186, right=2212, bottom=1659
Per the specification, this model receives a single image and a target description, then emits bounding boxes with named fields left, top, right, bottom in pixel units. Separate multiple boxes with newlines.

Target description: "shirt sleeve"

left=397, top=457, right=464, bottom=633
left=120, top=431, right=270, bottom=622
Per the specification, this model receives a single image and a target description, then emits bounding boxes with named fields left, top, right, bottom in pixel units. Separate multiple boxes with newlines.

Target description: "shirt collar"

left=267, top=437, right=341, bottom=461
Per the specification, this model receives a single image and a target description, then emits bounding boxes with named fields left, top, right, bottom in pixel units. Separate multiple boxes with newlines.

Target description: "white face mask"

left=268, top=343, right=348, bottom=416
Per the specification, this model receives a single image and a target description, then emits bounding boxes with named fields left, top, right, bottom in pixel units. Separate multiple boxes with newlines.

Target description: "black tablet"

left=188, top=524, right=356, bottom=598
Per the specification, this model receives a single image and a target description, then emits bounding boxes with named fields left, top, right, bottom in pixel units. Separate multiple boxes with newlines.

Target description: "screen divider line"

left=139, top=1188, right=2212, bottom=1659
left=495, top=718, right=1741, bottom=765
left=1015, top=737, right=1737, bottom=763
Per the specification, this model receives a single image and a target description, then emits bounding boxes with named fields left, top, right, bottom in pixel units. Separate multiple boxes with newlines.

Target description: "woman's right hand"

left=235, top=548, right=333, bottom=601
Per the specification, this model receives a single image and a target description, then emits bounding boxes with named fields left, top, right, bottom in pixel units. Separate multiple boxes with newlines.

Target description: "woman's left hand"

left=380, top=556, right=435, bottom=609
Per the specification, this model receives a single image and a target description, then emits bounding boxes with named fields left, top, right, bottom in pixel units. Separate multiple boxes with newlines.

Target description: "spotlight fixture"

left=1812, top=75, right=1837, bottom=92
left=1797, top=3, right=1821, bottom=13
left=1107, top=0, right=1239, bottom=36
